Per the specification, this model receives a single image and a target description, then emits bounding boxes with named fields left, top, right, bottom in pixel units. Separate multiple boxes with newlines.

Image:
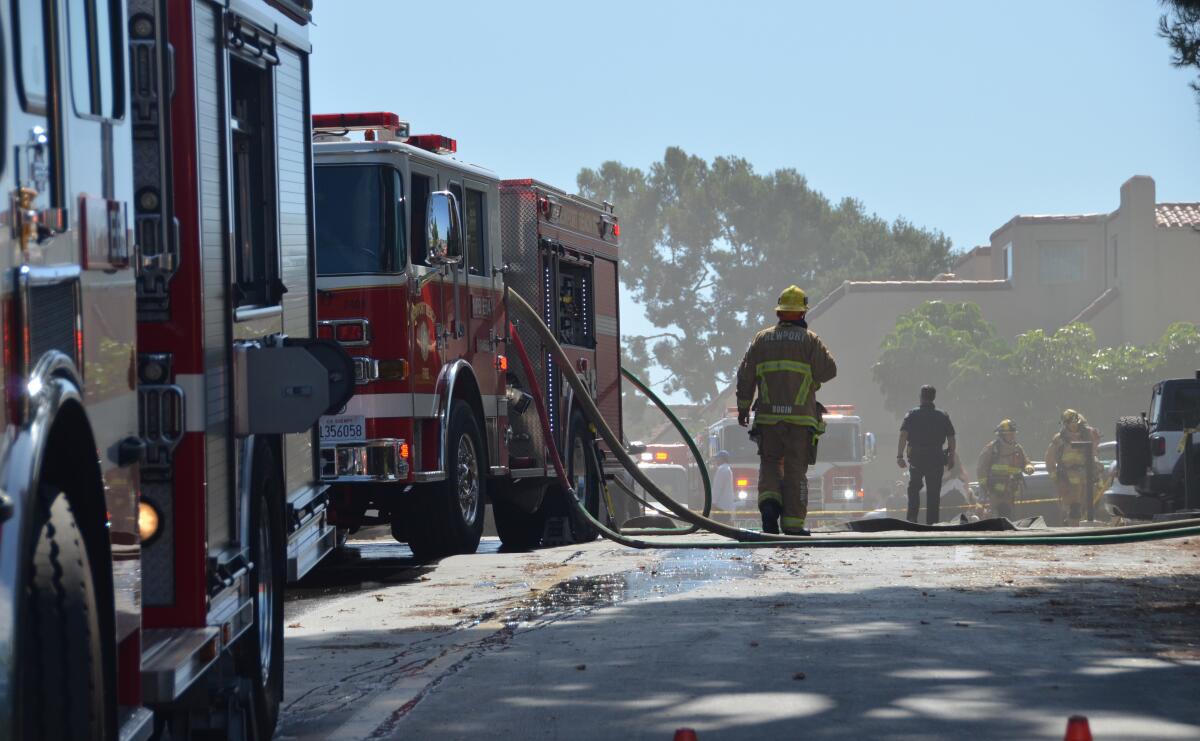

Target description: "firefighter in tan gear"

left=976, top=419, right=1034, bottom=520
left=735, top=286, right=837, bottom=535
left=1044, top=409, right=1101, bottom=526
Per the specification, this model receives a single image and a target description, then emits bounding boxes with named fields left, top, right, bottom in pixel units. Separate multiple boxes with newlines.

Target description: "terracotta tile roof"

left=1156, top=203, right=1200, bottom=228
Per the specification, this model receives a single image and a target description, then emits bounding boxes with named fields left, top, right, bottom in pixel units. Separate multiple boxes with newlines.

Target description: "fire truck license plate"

left=319, top=415, right=366, bottom=444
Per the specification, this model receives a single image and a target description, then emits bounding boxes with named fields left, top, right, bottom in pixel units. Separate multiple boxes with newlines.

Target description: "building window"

left=1002, top=242, right=1013, bottom=281
left=1038, top=241, right=1086, bottom=285
left=464, top=189, right=486, bottom=275
left=230, top=57, right=279, bottom=308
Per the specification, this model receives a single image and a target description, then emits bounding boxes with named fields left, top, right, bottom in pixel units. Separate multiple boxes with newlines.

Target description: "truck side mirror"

left=864, top=431, right=876, bottom=461
left=426, top=190, right=463, bottom=266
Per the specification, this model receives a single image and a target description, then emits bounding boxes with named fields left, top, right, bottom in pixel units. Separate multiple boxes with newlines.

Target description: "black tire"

left=406, top=400, right=486, bottom=561
left=17, top=485, right=108, bottom=741
left=1116, top=416, right=1150, bottom=486
left=235, top=444, right=285, bottom=739
left=562, top=410, right=602, bottom=542
left=492, top=492, right=545, bottom=550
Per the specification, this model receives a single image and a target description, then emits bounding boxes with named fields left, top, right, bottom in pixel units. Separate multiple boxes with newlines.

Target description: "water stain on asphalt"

left=500, top=549, right=764, bottom=627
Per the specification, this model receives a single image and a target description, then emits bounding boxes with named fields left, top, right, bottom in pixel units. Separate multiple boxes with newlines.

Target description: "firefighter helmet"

left=775, top=285, right=809, bottom=313
left=1061, top=409, right=1083, bottom=426
left=995, top=419, right=1017, bottom=433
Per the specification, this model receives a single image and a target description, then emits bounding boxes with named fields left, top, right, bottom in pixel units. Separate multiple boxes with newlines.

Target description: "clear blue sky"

left=311, top=0, right=1200, bottom=390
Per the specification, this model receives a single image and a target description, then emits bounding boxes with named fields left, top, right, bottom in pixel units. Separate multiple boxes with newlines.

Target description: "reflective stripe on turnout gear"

left=782, top=516, right=807, bottom=530
left=758, top=490, right=782, bottom=507
left=754, top=359, right=813, bottom=407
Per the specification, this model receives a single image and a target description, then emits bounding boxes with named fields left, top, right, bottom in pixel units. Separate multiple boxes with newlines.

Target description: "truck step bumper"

left=141, top=627, right=221, bottom=704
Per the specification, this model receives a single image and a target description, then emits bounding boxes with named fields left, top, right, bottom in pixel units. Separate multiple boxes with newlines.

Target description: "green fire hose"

left=506, top=287, right=1200, bottom=548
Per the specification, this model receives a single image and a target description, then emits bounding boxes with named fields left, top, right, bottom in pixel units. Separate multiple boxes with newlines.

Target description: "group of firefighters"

left=734, top=285, right=1105, bottom=533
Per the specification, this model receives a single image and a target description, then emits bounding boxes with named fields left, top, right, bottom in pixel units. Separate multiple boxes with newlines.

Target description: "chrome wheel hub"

left=456, top=434, right=480, bottom=524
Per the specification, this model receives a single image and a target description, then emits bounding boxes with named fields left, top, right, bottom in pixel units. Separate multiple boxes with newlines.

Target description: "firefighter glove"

left=737, top=410, right=750, bottom=427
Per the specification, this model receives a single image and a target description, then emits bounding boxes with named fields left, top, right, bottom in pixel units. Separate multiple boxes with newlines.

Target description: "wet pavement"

left=279, top=532, right=1200, bottom=740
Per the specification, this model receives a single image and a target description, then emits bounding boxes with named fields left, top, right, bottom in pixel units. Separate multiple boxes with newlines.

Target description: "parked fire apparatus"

left=310, top=113, right=625, bottom=558
left=703, top=404, right=875, bottom=526
left=0, top=1, right=350, bottom=738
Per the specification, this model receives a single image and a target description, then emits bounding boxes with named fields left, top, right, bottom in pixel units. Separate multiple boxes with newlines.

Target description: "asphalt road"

left=278, top=530, right=1200, bottom=740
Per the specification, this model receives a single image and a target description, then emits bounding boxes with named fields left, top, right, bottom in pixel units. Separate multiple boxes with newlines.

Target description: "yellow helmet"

left=775, top=285, right=809, bottom=313
left=995, top=419, right=1017, bottom=433
left=1061, top=409, right=1082, bottom=425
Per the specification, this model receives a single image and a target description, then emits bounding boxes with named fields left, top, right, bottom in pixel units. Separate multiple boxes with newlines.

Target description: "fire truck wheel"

left=563, top=410, right=602, bottom=542
left=492, top=492, right=545, bottom=550
left=407, top=401, right=486, bottom=561
left=17, top=485, right=108, bottom=741
left=236, top=445, right=285, bottom=739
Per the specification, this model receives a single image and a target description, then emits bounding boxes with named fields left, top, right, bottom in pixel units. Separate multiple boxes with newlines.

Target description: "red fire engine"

left=310, top=115, right=626, bottom=557
left=0, top=1, right=350, bottom=738
left=702, top=404, right=876, bottom=526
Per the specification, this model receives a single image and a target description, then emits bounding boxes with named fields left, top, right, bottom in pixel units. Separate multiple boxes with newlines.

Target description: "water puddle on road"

left=500, top=549, right=763, bottom=627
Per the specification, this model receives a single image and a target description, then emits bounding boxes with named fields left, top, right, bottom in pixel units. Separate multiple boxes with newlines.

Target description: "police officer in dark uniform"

left=896, top=385, right=956, bottom=524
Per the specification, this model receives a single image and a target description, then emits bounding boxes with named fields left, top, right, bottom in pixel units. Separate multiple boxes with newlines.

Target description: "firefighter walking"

left=736, top=286, right=837, bottom=536
left=977, top=420, right=1033, bottom=520
left=1045, top=409, right=1101, bottom=526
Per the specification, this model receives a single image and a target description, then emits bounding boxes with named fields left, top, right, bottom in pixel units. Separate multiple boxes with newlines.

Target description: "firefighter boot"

left=760, top=500, right=781, bottom=534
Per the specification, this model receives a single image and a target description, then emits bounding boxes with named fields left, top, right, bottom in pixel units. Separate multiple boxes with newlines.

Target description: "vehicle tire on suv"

left=1116, top=416, right=1150, bottom=486
left=406, top=400, right=487, bottom=561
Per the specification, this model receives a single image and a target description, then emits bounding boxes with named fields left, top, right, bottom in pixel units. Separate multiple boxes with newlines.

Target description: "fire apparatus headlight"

left=640, top=452, right=652, bottom=462
left=138, top=500, right=162, bottom=544
left=841, top=489, right=856, bottom=500
left=737, top=490, right=748, bottom=500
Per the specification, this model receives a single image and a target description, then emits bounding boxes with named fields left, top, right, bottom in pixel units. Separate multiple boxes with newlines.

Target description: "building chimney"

left=1119, top=175, right=1155, bottom=221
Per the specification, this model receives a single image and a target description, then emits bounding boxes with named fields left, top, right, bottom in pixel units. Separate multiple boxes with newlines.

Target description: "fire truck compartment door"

left=232, top=339, right=355, bottom=436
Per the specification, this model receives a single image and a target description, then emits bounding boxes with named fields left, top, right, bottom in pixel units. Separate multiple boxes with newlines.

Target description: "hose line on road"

left=505, top=287, right=1200, bottom=548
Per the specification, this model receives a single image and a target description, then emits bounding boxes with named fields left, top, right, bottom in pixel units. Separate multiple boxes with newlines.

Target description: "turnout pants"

left=757, top=422, right=812, bottom=532
left=1056, top=466, right=1089, bottom=525
left=907, top=454, right=944, bottom=525
left=987, top=476, right=1020, bottom=520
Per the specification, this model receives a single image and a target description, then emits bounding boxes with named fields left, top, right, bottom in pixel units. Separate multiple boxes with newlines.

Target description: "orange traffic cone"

left=673, top=729, right=698, bottom=741
left=1064, top=716, right=1092, bottom=741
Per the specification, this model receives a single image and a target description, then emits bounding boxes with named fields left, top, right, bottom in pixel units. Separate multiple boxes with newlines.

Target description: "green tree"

left=871, top=301, right=998, bottom=418
left=874, top=300, right=1200, bottom=461
left=1160, top=0, right=1200, bottom=102
left=579, top=147, right=954, bottom=404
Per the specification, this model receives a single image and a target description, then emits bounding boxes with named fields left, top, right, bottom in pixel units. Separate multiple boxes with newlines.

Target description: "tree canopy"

left=873, top=301, right=1200, bottom=457
left=1160, top=0, right=1200, bottom=103
left=578, top=147, right=954, bottom=403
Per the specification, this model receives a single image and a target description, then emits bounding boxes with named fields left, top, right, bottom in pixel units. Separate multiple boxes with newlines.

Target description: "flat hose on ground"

left=505, top=287, right=1200, bottom=548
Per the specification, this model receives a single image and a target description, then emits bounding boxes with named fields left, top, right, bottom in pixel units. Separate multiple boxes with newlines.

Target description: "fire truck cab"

left=0, top=1, right=350, bottom=738
left=311, top=115, right=624, bottom=558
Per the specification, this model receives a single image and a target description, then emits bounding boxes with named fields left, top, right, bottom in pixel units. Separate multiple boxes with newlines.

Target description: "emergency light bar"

left=312, top=111, right=410, bottom=139
left=824, top=404, right=856, bottom=415
left=406, top=134, right=457, bottom=154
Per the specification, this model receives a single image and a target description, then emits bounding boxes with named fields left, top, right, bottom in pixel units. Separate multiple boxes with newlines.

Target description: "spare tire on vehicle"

left=1116, top=416, right=1150, bottom=486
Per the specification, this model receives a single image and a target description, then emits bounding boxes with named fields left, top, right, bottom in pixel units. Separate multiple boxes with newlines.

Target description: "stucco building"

left=700, top=175, right=1200, bottom=493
